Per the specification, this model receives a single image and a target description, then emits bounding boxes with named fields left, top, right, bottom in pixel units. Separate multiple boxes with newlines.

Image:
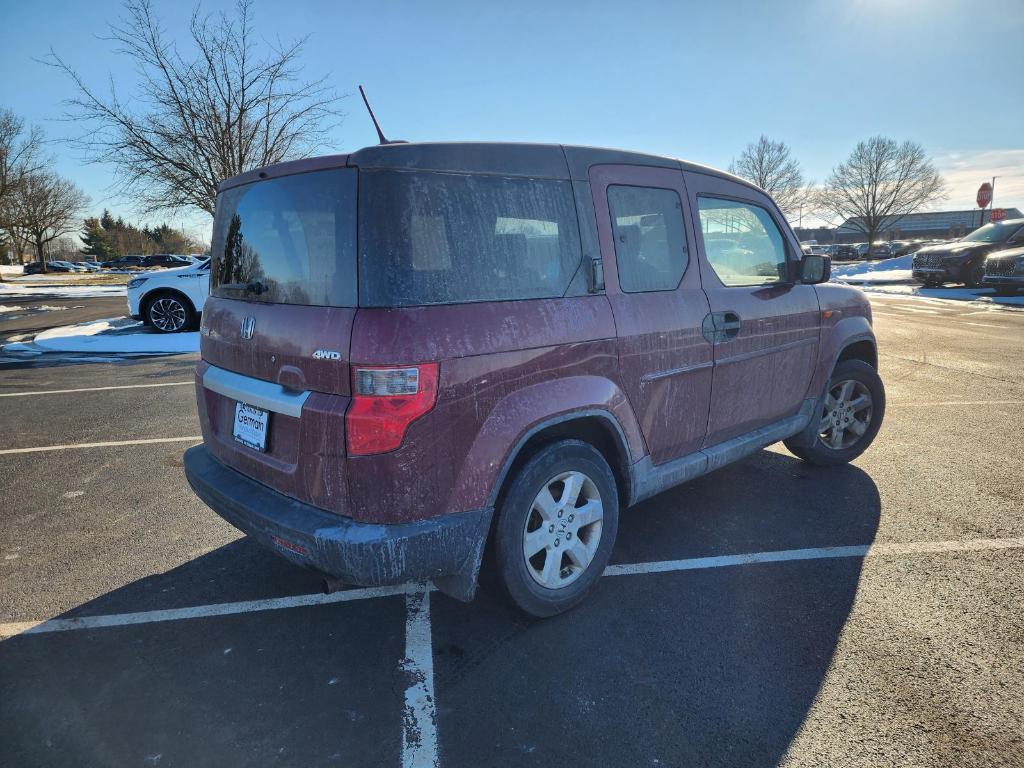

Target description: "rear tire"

left=785, top=360, right=885, bottom=467
left=494, top=440, right=619, bottom=618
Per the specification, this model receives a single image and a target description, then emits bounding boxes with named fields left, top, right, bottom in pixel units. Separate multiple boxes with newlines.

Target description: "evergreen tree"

left=81, top=217, right=115, bottom=259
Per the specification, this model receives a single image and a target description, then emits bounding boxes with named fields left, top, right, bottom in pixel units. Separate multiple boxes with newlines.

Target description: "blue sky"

left=2, top=0, right=1022, bottom=237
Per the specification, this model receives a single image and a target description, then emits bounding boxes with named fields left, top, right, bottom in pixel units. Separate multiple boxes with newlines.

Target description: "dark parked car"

left=183, top=142, right=885, bottom=617
left=22, top=262, right=44, bottom=275
left=983, top=245, right=1024, bottom=295
left=912, top=219, right=1024, bottom=287
left=833, top=244, right=859, bottom=260
left=141, top=253, right=191, bottom=268
left=102, top=255, right=146, bottom=269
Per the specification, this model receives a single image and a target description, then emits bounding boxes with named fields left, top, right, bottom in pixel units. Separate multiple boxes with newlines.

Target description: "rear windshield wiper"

left=218, top=281, right=267, bottom=295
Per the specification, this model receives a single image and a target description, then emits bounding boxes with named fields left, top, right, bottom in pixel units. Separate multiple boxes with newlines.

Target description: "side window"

left=607, top=185, right=688, bottom=293
left=697, top=197, right=790, bottom=287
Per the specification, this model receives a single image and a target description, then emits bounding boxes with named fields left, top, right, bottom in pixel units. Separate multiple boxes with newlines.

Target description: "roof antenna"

left=359, top=85, right=404, bottom=145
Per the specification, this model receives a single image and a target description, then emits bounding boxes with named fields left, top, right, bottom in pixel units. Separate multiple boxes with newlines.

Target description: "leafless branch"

left=729, top=135, right=810, bottom=217
left=45, top=0, right=344, bottom=218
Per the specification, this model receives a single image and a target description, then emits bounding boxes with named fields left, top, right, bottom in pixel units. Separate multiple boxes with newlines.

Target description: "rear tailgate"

left=196, top=297, right=356, bottom=516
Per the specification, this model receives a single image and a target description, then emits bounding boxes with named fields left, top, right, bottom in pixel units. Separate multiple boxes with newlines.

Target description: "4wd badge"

left=312, top=349, right=341, bottom=361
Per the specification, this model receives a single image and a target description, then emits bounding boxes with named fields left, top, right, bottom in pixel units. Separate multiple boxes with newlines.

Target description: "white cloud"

left=933, top=149, right=1024, bottom=213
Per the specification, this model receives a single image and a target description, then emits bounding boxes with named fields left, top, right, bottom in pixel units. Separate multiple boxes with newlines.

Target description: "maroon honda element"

left=184, top=142, right=885, bottom=617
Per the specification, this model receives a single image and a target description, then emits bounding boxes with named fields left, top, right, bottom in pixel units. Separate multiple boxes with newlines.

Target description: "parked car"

left=102, top=255, right=147, bottom=269
left=982, top=246, right=1024, bottom=295
left=868, top=243, right=893, bottom=260
left=833, top=244, right=859, bottom=260
left=182, top=142, right=885, bottom=617
left=47, top=260, right=87, bottom=272
left=140, top=253, right=192, bottom=268
left=912, top=219, right=1024, bottom=287
left=75, top=261, right=102, bottom=271
left=800, top=241, right=828, bottom=256
left=127, top=258, right=210, bottom=332
left=22, top=261, right=44, bottom=275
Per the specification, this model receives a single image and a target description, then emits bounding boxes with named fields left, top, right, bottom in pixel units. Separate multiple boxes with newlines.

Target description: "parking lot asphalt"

left=2, top=294, right=1023, bottom=767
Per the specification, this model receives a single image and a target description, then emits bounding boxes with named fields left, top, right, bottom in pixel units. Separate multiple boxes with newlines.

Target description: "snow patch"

left=4, top=317, right=199, bottom=355
left=0, top=283, right=126, bottom=298
left=832, top=255, right=914, bottom=284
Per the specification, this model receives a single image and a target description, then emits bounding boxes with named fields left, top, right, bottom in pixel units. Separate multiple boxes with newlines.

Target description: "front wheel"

left=494, top=440, right=619, bottom=617
left=785, top=359, right=885, bottom=467
left=145, top=292, right=195, bottom=333
left=965, top=263, right=986, bottom=289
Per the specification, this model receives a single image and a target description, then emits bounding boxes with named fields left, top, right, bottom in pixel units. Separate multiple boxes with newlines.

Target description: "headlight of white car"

left=127, top=277, right=148, bottom=289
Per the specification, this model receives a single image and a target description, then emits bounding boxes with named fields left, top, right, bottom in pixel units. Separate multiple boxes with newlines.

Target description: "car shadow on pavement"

left=0, top=449, right=880, bottom=767
left=431, top=450, right=882, bottom=767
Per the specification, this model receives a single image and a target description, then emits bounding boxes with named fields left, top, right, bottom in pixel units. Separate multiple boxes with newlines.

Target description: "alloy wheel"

left=150, top=297, right=187, bottom=332
left=818, top=378, right=873, bottom=450
left=522, top=470, right=604, bottom=589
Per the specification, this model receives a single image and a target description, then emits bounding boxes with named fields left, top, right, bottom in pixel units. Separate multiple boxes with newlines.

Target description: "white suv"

left=127, top=258, right=210, bottom=333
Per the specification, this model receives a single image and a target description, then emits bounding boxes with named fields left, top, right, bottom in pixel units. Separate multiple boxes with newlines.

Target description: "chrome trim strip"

left=714, top=336, right=817, bottom=367
left=202, top=365, right=310, bottom=418
left=640, top=360, right=714, bottom=383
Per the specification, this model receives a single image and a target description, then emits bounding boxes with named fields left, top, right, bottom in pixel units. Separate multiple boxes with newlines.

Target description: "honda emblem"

left=240, top=316, right=255, bottom=339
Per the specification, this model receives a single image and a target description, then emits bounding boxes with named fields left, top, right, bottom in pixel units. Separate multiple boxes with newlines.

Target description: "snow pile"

left=3, top=317, right=199, bottom=355
left=831, top=255, right=913, bottom=284
left=0, top=264, right=24, bottom=277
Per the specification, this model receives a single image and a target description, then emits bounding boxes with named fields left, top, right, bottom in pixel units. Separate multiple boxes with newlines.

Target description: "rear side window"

left=697, top=197, right=789, bottom=287
left=210, top=168, right=357, bottom=306
left=607, top=185, right=687, bottom=292
left=358, top=170, right=581, bottom=307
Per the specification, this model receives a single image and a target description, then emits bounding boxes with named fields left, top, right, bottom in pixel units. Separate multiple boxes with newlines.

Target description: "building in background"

left=796, top=208, right=1023, bottom=244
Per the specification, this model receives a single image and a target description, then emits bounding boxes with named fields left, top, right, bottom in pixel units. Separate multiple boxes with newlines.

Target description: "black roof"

left=220, top=142, right=754, bottom=192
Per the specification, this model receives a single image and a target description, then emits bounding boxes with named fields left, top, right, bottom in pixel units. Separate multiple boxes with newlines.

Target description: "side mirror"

left=800, top=254, right=831, bottom=284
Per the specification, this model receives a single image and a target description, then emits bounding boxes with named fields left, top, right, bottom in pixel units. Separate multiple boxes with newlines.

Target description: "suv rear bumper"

left=183, top=445, right=492, bottom=601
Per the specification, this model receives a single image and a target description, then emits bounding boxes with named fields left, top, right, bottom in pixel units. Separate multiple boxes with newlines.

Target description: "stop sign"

left=977, top=182, right=993, bottom=208
left=991, top=208, right=1007, bottom=222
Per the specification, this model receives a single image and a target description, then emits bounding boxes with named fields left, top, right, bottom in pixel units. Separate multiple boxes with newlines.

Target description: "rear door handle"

left=719, top=311, right=741, bottom=339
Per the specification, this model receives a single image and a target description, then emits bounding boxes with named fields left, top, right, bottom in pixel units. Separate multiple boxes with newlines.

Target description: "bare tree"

left=729, top=135, right=809, bottom=217
left=0, top=108, right=46, bottom=276
left=816, top=136, right=945, bottom=249
left=11, top=171, right=89, bottom=270
left=47, top=0, right=343, bottom=217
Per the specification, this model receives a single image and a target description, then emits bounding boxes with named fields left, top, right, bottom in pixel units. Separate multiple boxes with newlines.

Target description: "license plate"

left=233, top=402, right=269, bottom=452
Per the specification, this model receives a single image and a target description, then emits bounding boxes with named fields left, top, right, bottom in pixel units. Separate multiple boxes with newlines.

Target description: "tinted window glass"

left=607, top=185, right=687, bottom=292
left=210, top=169, right=357, bottom=306
left=358, top=170, right=581, bottom=307
left=697, top=197, right=789, bottom=287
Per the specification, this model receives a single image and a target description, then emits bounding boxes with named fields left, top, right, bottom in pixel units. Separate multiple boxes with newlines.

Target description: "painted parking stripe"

left=0, top=583, right=420, bottom=638
left=401, top=588, right=440, bottom=768
left=0, top=381, right=193, bottom=397
left=893, top=400, right=1024, bottom=408
left=603, top=537, right=1024, bottom=577
left=0, top=436, right=202, bottom=455
left=4, top=536, right=1024, bottom=640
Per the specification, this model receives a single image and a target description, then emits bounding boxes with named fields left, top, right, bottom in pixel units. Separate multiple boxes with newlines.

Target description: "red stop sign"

left=991, top=208, right=1006, bottom=222
left=977, top=182, right=993, bottom=208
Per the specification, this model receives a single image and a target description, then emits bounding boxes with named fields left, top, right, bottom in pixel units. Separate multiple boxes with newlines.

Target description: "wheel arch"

left=141, top=286, right=197, bottom=320
left=488, top=411, right=634, bottom=513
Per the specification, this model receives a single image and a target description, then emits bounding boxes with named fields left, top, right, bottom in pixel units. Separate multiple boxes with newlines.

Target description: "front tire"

left=785, top=359, right=885, bottom=467
left=144, top=291, right=195, bottom=333
left=494, top=440, right=619, bottom=617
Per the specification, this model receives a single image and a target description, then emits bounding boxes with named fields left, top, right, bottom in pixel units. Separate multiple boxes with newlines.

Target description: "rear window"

left=210, top=168, right=357, bottom=306
left=358, top=170, right=582, bottom=307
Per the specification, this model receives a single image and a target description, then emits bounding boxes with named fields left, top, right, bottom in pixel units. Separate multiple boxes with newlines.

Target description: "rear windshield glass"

left=358, top=170, right=581, bottom=307
left=210, top=168, right=357, bottom=306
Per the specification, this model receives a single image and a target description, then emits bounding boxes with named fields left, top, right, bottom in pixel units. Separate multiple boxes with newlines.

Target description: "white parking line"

left=401, top=588, right=440, bottom=768
left=0, top=583, right=419, bottom=638
left=893, top=400, right=1024, bottom=408
left=0, top=381, right=193, bottom=397
left=0, top=436, right=202, bottom=455
left=4, top=536, right=1023, bottom=640
left=603, top=537, right=1024, bottom=577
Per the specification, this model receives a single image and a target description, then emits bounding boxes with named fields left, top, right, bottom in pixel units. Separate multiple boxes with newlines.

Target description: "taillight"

left=346, top=364, right=439, bottom=456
